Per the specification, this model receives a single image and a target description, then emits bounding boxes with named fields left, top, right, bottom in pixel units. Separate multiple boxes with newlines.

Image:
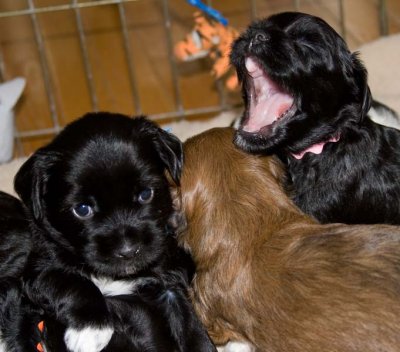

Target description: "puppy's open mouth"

left=242, top=57, right=295, bottom=134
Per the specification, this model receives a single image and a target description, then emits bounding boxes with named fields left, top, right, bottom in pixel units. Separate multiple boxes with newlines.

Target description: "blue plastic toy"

left=186, top=0, right=228, bottom=26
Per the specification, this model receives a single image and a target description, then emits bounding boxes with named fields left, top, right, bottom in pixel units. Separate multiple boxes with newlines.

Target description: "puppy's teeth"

left=277, top=109, right=290, bottom=120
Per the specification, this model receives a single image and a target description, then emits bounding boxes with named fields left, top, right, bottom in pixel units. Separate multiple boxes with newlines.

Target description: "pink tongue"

left=245, top=94, right=293, bottom=132
left=243, top=57, right=294, bottom=133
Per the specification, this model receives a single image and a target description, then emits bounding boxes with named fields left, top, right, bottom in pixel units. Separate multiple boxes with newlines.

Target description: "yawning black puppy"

left=232, top=12, right=400, bottom=224
left=14, top=113, right=216, bottom=352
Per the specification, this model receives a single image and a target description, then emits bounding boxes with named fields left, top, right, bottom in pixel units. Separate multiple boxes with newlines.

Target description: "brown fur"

left=175, top=127, right=400, bottom=351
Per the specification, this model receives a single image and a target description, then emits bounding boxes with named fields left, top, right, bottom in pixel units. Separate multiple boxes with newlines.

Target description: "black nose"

left=115, top=243, right=141, bottom=259
left=251, top=31, right=269, bottom=46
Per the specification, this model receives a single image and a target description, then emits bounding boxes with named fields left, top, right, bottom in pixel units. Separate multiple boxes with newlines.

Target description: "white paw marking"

left=218, top=341, right=256, bottom=352
left=64, top=326, right=114, bottom=352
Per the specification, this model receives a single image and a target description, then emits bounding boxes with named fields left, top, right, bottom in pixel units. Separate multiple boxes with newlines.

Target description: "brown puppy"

left=176, top=127, right=400, bottom=352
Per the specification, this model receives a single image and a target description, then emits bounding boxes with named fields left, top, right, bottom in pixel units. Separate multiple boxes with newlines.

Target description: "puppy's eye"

left=72, top=204, right=94, bottom=219
left=138, top=188, right=154, bottom=204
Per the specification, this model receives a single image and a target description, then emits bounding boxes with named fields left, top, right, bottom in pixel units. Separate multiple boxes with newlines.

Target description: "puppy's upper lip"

left=245, top=56, right=264, bottom=78
left=243, top=57, right=294, bottom=134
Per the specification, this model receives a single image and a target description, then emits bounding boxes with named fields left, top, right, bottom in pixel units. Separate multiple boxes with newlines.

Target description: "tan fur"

left=176, top=127, right=400, bottom=352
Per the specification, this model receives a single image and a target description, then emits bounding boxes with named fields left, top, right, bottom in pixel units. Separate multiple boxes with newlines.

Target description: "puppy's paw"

left=64, top=326, right=114, bottom=352
left=0, top=339, right=7, bottom=352
left=218, top=341, right=255, bottom=352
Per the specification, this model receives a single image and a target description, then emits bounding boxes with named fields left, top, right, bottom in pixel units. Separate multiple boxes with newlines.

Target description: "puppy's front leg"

left=0, top=277, right=39, bottom=352
left=158, top=286, right=217, bottom=352
left=26, top=269, right=113, bottom=352
left=137, top=280, right=216, bottom=351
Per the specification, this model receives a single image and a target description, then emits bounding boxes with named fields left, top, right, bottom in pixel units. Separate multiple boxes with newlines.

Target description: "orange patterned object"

left=36, top=321, right=45, bottom=352
left=174, top=12, right=239, bottom=91
left=37, top=321, right=44, bottom=333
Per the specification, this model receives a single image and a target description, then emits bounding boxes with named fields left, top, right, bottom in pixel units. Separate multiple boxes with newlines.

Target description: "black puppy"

left=14, top=113, right=216, bottom=352
left=0, top=191, right=39, bottom=352
left=232, top=12, right=400, bottom=224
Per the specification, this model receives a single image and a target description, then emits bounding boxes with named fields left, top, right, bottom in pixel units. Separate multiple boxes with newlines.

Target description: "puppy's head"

left=15, top=113, right=183, bottom=278
left=231, top=12, right=371, bottom=155
left=176, top=127, right=301, bottom=268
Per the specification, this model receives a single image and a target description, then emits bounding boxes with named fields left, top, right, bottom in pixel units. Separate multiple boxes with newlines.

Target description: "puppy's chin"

left=88, top=260, right=142, bottom=278
left=234, top=109, right=295, bottom=155
left=234, top=129, right=279, bottom=155
left=83, top=236, right=167, bottom=279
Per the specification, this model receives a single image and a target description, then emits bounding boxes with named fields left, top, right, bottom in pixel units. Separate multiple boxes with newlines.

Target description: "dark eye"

left=138, top=188, right=154, bottom=204
left=72, top=204, right=94, bottom=219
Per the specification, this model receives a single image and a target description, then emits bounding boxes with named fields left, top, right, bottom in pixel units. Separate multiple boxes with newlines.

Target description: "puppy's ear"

left=153, top=129, right=183, bottom=186
left=167, top=184, right=187, bottom=234
left=14, top=150, right=59, bottom=221
left=352, top=52, right=372, bottom=123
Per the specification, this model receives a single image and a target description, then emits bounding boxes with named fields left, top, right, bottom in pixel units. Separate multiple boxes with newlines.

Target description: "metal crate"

left=0, top=0, right=396, bottom=156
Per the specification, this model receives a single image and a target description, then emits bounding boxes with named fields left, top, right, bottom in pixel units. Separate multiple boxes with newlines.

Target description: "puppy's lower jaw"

left=64, top=326, right=114, bottom=352
left=217, top=341, right=256, bottom=352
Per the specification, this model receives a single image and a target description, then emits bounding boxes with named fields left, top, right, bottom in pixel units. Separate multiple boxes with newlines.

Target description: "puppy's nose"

left=251, top=31, right=269, bottom=46
left=115, top=243, right=140, bottom=259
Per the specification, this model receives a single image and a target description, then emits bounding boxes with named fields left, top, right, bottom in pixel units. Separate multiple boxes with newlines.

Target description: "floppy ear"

left=352, top=53, right=372, bottom=123
left=153, top=128, right=184, bottom=186
left=14, top=150, right=59, bottom=221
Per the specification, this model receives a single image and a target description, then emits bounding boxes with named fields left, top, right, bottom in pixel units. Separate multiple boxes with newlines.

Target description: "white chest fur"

left=91, top=276, right=149, bottom=296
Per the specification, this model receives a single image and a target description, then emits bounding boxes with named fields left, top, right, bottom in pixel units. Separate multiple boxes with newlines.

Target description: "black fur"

left=0, top=191, right=40, bottom=352
left=231, top=12, right=400, bottom=224
left=13, top=113, right=216, bottom=351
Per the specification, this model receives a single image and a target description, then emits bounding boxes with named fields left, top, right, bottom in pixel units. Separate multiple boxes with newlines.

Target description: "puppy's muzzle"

left=115, top=242, right=141, bottom=259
